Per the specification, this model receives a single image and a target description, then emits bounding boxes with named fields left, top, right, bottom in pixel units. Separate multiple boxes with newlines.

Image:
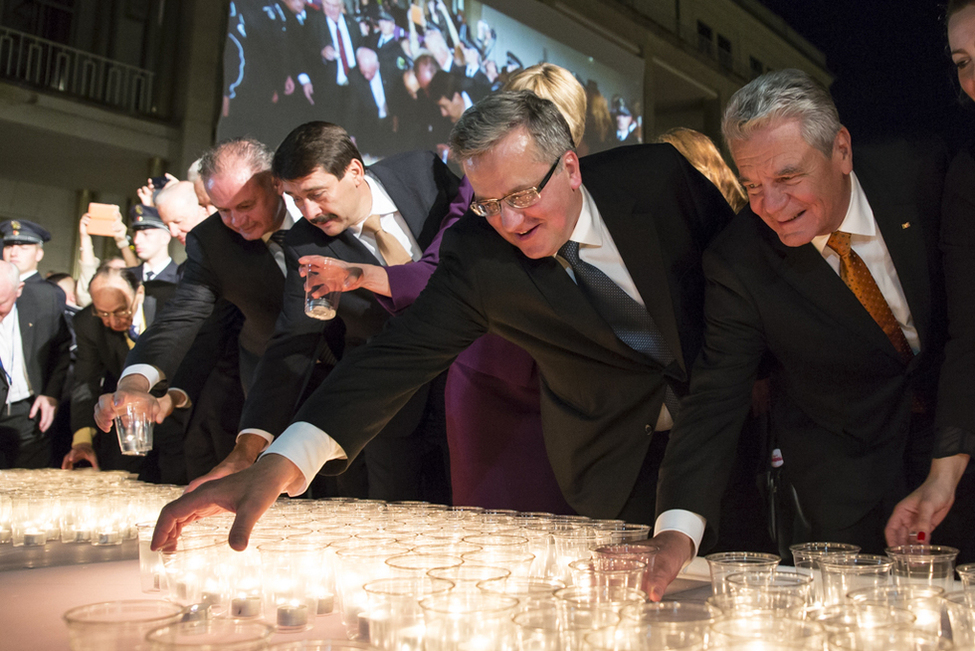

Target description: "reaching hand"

left=94, top=388, right=164, bottom=433
left=642, top=530, right=696, bottom=601
left=284, top=75, right=295, bottom=95
left=30, top=395, right=58, bottom=432
left=298, top=255, right=364, bottom=295
left=302, top=82, right=315, bottom=105
left=185, top=434, right=268, bottom=493
left=62, top=444, right=100, bottom=470
left=885, top=455, right=969, bottom=547
left=151, top=454, right=303, bottom=552
left=137, top=183, right=154, bottom=206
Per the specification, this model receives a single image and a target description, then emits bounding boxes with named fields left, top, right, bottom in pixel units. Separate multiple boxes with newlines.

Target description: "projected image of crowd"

left=221, top=0, right=642, bottom=159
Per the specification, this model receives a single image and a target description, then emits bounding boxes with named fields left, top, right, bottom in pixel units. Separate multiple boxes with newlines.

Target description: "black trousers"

left=0, top=398, right=50, bottom=469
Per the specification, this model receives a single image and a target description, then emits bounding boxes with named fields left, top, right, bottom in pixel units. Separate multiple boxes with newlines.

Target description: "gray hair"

left=198, top=138, right=274, bottom=184
left=0, top=260, right=18, bottom=287
left=721, top=69, right=841, bottom=158
left=449, top=90, right=574, bottom=166
left=186, top=158, right=203, bottom=183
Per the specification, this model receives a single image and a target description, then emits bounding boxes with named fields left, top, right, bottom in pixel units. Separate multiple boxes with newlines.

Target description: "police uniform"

left=1, top=220, right=51, bottom=285
left=128, top=206, right=180, bottom=284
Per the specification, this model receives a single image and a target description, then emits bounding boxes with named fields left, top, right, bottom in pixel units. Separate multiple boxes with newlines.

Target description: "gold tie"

left=826, top=231, right=913, bottom=364
left=361, top=214, right=413, bottom=265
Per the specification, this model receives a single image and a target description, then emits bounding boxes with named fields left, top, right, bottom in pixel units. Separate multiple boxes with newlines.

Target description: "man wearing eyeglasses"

left=63, top=266, right=188, bottom=481
left=150, top=91, right=733, bottom=553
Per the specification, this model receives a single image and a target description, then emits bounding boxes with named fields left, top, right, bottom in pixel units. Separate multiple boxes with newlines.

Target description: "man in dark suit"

left=62, top=266, right=188, bottom=482
left=0, top=259, right=71, bottom=468
left=348, top=47, right=407, bottom=157
left=647, top=69, right=957, bottom=596
left=149, top=91, right=733, bottom=553
left=192, top=121, right=462, bottom=502
left=316, top=0, right=363, bottom=119
left=128, top=205, right=180, bottom=284
left=94, top=138, right=294, bottom=435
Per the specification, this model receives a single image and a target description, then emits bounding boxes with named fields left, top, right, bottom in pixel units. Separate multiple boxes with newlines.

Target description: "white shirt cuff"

left=297, top=73, right=311, bottom=85
left=238, top=428, right=274, bottom=446
left=654, top=509, right=707, bottom=559
left=169, top=388, right=192, bottom=410
left=120, top=364, right=164, bottom=390
left=260, top=421, right=348, bottom=496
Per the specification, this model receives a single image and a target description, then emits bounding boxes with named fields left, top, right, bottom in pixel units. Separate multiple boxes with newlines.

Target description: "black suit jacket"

left=71, top=282, right=177, bottom=434
left=657, top=139, right=948, bottom=551
left=935, top=143, right=975, bottom=444
left=125, top=209, right=286, bottom=384
left=239, top=150, right=461, bottom=436
left=285, top=144, right=732, bottom=518
left=16, top=279, right=71, bottom=400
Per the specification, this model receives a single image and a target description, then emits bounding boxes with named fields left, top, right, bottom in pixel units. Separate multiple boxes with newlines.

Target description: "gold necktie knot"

left=827, top=230, right=851, bottom=257
left=361, top=214, right=413, bottom=265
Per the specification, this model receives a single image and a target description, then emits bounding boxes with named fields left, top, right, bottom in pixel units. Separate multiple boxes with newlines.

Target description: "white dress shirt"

left=0, top=304, right=31, bottom=403
left=242, top=173, right=419, bottom=452
left=654, top=170, right=918, bottom=558
left=262, top=183, right=672, bottom=494
left=368, top=73, right=388, bottom=120
left=326, top=15, right=356, bottom=86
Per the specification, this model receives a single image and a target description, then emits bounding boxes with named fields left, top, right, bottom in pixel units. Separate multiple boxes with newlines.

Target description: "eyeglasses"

left=93, top=307, right=133, bottom=319
left=469, top=155, right=563, bottom=218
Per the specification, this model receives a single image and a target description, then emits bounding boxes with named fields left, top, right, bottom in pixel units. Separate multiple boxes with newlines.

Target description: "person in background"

left=76, top=208, right=139, bottom=307
left=62, top=266, right=188, bottom=483
left=657, top=127, right=748, bottom=212
left=0, top=257, right=70, bottom=468
left=46, top=273, right=80, bottom=314
left=186, top=159, right=214, bottom=214
left=612, top=97, right=639, bottom=146
left=127, top=205, right=179, bottom=284
left=886, top=0, right=975, bottom=552
left=2, top=220, right=53, bottom=285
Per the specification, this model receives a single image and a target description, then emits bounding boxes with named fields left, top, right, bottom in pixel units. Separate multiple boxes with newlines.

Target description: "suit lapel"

left=16, top=295, right=36, bottom=362
left=519, top=253, right=640, bottom=362
left=367, top=164, right=427, bottom=240
left=761, top=220, right=905, bottom=363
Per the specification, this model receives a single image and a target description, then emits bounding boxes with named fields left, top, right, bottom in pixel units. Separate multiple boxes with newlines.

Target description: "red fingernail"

left=917, top=531, right=926, bottom=542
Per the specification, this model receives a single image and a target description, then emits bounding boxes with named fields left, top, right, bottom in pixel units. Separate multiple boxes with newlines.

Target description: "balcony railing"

left=0, top=25, right=155, bottom=116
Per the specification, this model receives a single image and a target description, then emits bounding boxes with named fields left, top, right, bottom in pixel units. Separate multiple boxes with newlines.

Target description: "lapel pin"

left=901, top=222, right=911, bottom=229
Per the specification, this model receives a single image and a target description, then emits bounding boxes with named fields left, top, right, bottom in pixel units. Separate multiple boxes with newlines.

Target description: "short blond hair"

left=504, top=63, right=587, bottom=148
left=657, top=127, right=747, bottom=212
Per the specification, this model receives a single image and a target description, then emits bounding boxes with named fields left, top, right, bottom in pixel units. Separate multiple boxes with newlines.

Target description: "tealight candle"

left=231, top=595, right=261, bottom=618
left=315, top=592, right=334, bottom=615
left=277, top=602, right=309, bottom=629
left=23, top=529, right=46, bottom=546
left=95, top=530, right=121, bottom=545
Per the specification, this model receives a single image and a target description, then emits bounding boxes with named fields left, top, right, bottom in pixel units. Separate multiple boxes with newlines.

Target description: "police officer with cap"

left=1, top=220, right=51, bottom=284
left=128, top=205, right=179, bottom=284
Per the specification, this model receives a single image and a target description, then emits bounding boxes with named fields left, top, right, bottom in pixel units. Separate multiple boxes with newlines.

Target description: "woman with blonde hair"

left=657, top=127, right=747, bottom=212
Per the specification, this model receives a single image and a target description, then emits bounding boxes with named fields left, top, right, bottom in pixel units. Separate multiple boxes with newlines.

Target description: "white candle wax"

left=23, top=530, right=46, bottom=546
left=231, top=596, right=261, bottom=618
left=277, top=603, right=309, bottom=628
left=315, top=592, right=334, bottom=615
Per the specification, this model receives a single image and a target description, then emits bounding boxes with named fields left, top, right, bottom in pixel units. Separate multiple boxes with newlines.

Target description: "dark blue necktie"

left=128, top=325, right=140, bottom=342
left=268, top=229, right=288, bottom=248
left=558, top=240, right=681, bottom=419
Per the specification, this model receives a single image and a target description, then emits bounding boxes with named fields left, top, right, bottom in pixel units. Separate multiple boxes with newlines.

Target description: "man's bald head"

left=89, top=267, right=142, bottom=332
left=0, top=260, right=22, bottom=322
left=155, top=180, right=211, bottom=245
